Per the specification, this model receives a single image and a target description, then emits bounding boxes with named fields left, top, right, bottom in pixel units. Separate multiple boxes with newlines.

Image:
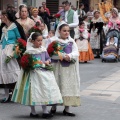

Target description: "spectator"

left=42, top=2, right=50, bottom=15
left=77, top=3, right=86, bottom=18
left=39, top=6, right=53, bottom=31
left=87, top=6, right=94, bottom=22
left=31, top=8, right=43, bottom=23
left=62, top=0, right=79, bottom=38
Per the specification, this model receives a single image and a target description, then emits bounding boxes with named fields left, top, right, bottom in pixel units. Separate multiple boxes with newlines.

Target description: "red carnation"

left=55, top=14, right=61, bottom=18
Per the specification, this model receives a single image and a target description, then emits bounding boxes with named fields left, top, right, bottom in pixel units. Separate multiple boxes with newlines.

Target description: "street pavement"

left=0, top=59, right=120, bottom=120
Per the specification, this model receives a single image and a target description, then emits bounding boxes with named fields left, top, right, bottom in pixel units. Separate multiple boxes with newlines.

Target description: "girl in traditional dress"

left=50, top=22, right=80, bottom=116
left=108, top=8, right=120, bottom=30
left=17, top=4, right=35, bottom=36
left=76, top=22, right=94, bottom=63
left=39, top=22, right=48, bottom=39
left=0, top=10, right=26, bottom=103
left=11, top=32, right=63, bottom=118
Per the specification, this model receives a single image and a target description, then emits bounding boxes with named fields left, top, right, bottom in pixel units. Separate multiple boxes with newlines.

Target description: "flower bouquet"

left=47, top=41, right=76, bottom=64
left=20, top=54, right=54, bottom=71
left=55, top=14, right=61, bottom=18
left=5, top=38, right=27, bottom=63
left=47, top=41, right=65, bottom=61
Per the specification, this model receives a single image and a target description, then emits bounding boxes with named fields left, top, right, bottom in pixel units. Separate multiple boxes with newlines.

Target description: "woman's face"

left=32, top=10, right=38, bottom=17
left=59, top=26, right=70, bottom=39
left=20, top=7, right=28, bottom=19
left=94, top=12, right=100, bottom=18
left=112, top=11, right=117, bottom=18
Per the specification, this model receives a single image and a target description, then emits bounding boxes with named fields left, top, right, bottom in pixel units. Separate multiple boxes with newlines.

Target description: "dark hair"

left=62, top=1, right=71, bottom=5
left=2, top=10, right=16, bottom=22
left=31, top=32, right=42, bottom=41
left=19, top=5, right=27, bottom=12
left=82, top=15, right=88, bottom=21
left=110, top=36, right=114, bottom=39
left=59, top=24, right=69, bottom=30
left=79, top=21, right=84, bottom=26
left=79, top=3, right=84, bottom=8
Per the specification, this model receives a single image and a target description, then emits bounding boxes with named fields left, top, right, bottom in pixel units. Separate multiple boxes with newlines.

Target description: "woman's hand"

left=44, top=60, right=50, bottom=65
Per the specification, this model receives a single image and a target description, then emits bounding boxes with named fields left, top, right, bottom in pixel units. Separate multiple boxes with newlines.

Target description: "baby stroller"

left=101, top=29, right=120, bottom=62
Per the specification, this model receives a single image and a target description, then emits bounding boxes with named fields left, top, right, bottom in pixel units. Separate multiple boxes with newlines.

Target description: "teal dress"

left=0, top=23, right=21, bottom=88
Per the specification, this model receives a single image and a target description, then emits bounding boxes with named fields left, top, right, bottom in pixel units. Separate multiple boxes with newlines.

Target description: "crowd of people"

left=0, top=0, right=120, bottom=119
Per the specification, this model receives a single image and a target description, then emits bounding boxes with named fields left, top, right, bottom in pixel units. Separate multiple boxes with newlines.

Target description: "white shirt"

left=65, top=10, right=79, bottom=28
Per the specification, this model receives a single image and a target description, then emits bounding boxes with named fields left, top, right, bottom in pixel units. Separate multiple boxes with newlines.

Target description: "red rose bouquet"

left=47, top=41, right=64, bottom=61
left=20, top=54, right=33, bottom=71
left=20, top=54, right=54, bottom=71
left=5, top=38, right=27, bottom=63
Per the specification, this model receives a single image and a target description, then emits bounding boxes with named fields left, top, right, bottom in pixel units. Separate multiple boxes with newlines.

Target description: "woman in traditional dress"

left=50, top=21, right=80, bottom=116
left=108, top=8, right=120, bottom=30
left=0, top=10, right=26, bottom=103
left=17, top=4, right=35, bottom=37
left=31, top=8, right=43, bottom=23
left=11, top=32, right=63, bottom=118
left=90, top=10, right=104, bottom=58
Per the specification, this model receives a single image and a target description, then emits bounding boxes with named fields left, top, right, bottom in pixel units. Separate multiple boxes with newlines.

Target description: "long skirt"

left=0, top=44, right=20, bottom=89
left=52, top=61, right=81, bottom=107
left=11, top=69, right=63, bottom=106
left=79, top=43, right=94, bottom=62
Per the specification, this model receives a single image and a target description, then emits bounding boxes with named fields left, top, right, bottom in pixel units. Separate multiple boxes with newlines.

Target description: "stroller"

left=101, top=29, right=120, bottom=62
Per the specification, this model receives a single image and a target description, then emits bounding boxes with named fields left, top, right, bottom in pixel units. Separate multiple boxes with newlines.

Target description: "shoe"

left=1, top=96, right=11, bottom=103
left=30, top=113, right=39, bottom=118
left=84, top=61, right=87, bottom=63
left=42, top=113, right=53, bottom=119
left=63, top=109, right=75, bottom=117
left=50, top=108, right=56, bottom=114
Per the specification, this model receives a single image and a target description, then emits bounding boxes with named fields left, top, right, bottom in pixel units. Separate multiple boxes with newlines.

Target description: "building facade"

left=0, top=0, right=119, bottom=12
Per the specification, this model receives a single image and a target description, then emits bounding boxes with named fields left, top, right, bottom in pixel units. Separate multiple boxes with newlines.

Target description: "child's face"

left=59, top=26, right=70, bottom=39
left=80, top=24, right=85, bottom=29
left=40, top=24, right=45, bottom=31
left=110, top=37, right=114, bottom=43
left=32, top=36, right=43, bottom=48
left=48, top=31, right=54, bottom=37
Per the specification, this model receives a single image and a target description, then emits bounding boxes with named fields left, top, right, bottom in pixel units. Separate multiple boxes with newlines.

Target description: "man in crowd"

left=62, top=1, right=79, bottom=38
left=42, top=2, right=50, bottom=15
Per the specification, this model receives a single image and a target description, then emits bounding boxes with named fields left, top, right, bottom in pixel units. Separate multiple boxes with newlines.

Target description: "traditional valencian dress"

left=51, top=38, right=80, bottom=106
left=11, top=45, right=63, bottom=105
left=0, top=23, right=21, bottom=88
left=17, top=17, right=35, bottom=36
left=90, top=16, right=104, bottom=55
left=76, top=28, right=94, bottom=62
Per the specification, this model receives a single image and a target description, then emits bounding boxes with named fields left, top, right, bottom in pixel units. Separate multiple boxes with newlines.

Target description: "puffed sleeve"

left=68, top=39, right=79, bottom=60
